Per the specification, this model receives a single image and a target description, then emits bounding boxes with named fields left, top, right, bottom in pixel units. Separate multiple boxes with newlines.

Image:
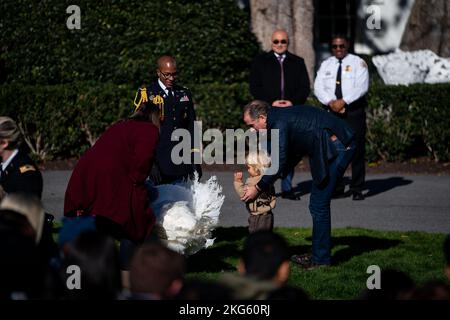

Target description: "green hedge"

left=0, top=0, right=259, bottom=87
left=365, top=83, right=450, bottom=162
left=0, top=82, right=449, bottom=162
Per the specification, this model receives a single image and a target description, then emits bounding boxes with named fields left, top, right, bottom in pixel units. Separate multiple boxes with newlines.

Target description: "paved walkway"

left=42, top=171, right=450, bottom=233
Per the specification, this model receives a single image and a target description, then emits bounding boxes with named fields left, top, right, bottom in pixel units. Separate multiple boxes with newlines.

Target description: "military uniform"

left=0, top=150, right=43, bottom=199
left=314, top=53, right=369, bottom=196
left=134, top=80, right=200, bottom=184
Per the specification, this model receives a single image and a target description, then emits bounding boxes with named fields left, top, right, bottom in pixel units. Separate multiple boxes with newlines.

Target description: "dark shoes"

left=281, top=191, right=301, bottom=200
left=352, top=191, right=365, bottom=201
left=290, top=254, right=328, bottom=270
left=332, top=189, right=348, bottom=199
left=290, top=254, right=312, bottom=265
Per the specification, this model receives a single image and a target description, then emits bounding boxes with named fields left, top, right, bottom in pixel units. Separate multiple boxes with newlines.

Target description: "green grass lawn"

left=185, top=227, right=448, bottom=299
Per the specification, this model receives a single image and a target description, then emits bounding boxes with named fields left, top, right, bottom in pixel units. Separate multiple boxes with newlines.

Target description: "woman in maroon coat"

left=64, top=103, right=159, bottom=244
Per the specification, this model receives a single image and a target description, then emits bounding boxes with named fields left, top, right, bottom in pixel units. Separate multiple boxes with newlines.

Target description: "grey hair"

left=0, top=117, right=22, bottom=149
left=242, top=100, right=270, bottom=120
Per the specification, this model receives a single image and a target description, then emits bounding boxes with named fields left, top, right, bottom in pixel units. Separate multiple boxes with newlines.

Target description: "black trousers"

left=343, top=107, right=366, bottom=192
left=326, top=99, right=367, bottom=192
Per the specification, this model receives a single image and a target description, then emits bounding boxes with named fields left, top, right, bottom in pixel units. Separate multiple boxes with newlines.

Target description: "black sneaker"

left=281, top=191, right=301, bottom=200
left=352, top=191, right=365, bottom=201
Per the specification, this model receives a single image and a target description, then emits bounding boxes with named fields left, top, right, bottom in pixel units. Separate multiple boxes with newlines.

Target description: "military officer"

left=134, top=55, right=201, bottom=185
left=0, top=117, right=43, bottom=199
left=314, top=34, right=369, bottom=201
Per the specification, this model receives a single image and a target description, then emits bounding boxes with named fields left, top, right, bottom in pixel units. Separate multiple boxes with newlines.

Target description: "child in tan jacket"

left=234, top=151, right=276, bottom=233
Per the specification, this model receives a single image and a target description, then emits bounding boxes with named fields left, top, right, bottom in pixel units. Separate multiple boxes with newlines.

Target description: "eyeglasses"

left=273, top=39, right=288, bottom=45
left=332, top=44, right=346, bottom=49
left=159, top=70, right=178, bottom=79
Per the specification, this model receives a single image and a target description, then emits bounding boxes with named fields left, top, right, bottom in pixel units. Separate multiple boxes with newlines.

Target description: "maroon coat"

left=64, top=119, right=159, bottom=243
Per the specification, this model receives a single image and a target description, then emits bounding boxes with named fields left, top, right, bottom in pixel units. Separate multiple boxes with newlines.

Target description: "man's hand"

left=234, top=171, right=243, bottom=182
left=241, top=185, right=259, bottom=202
left=272, top=100, right=293, bottom=107
left=329, top=99, right=346, bottom=113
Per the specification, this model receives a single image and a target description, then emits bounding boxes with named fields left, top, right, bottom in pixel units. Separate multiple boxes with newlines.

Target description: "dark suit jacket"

left=257, top=106, right=355, bottom=191
left=64, top=119, right=159, bottom=243
left=250, top=51, right=310, bottom=105
left=146, top=81, right=196, bottom=178
left=0, top=150, right=43, bottom=199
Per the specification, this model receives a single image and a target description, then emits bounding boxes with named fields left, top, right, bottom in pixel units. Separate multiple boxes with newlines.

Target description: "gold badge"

left=345, top=65, right=352, bottom=72
left=19, top=165, right=36, bottom=173
left=153, top=95, right=164, bottom=105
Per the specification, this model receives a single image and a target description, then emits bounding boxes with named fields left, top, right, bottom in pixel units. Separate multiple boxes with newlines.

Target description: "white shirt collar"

left=333, top=54, right=349, bottom=63
left=274, top=52, right=286, bottom=60
left=2, top=149, right=19, bottom=171
left=158, top=79, right=171, bottom=95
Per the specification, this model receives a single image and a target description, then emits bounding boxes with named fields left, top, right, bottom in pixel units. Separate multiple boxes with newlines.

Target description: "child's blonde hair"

left=246, top=150, right=271, bottom=175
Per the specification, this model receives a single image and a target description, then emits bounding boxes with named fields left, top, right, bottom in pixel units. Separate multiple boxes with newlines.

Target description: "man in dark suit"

left=134, top=55, right=201, bottom=185
left=249, top=29, right=310, bottom=200
left=240, top=100, right=355, bottom=269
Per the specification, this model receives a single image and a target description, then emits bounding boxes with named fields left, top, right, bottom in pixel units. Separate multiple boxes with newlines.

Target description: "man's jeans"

left=309, top=139, right=356, bottom=265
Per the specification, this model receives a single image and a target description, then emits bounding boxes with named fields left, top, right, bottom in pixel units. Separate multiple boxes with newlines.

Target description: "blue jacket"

left=257, top=105, right=355, bottom=191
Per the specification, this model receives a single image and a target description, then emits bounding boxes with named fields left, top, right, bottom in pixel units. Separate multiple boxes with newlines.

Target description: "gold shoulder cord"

left=153, top=95, right=164, bottom=121
left=134, top=88, right=149, bottom=112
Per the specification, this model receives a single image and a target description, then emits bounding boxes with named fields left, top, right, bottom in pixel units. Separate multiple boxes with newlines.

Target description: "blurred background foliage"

left=0, top=0, right=448, bottom=163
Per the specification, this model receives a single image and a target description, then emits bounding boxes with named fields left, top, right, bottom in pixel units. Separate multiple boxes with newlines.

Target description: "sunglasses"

left=273, top=39, right=288, bottom=45
left=332, top=44, right=346, bottom=49
left=159, top=70, right=178, bottom=79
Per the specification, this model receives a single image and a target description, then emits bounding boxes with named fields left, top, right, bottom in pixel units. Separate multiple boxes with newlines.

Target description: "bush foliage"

left=0, top=1, right=448, bottom=163
left=0, top=0, right=259, bottom=87
left=0, top=82, right=449, bottom=162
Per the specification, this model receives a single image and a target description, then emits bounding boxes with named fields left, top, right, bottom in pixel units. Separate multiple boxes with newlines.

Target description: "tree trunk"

left=400, top=0, right=450, bottom=57
left=250, top=0, right=315, bottom=84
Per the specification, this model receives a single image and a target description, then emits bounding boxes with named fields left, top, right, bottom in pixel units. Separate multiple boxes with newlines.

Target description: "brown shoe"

left=298, top=261, right=328, bottom=270
left=290, top=254, right=312, bottom=265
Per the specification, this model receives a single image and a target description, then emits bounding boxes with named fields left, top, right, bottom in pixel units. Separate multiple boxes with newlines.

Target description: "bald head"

left=157, top=55, right=177, bottom=69
left=156, top=55, right=177, bottom=88
left=271, top=30, right=289, bottom=55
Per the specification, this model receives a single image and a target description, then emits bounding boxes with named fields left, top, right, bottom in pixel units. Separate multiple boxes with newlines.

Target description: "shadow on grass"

left=187, top=229, right=402, bottom=272
left=298, top=235, right=402, bottom=266
left=331, top=235, right=402, bottom=266
left=186, top=227, right=248, bottom=273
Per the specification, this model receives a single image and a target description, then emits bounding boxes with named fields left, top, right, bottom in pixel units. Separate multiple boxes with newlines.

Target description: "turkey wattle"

left=149, top=173, right=225, bottom=255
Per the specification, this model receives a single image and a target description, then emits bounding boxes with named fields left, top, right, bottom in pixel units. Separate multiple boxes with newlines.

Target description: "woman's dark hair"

left=129, top=102, right=161, bottom=129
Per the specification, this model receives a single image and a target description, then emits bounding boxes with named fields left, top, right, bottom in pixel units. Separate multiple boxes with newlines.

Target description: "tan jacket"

left=234, top=175, right=276, bottom=215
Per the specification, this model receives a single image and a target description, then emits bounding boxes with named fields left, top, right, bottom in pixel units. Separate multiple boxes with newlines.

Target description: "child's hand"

left=234, top=171, right=243, bottom=182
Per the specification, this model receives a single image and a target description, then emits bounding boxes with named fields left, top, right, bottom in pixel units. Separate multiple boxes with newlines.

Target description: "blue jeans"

left=281, top=170, right=295, bottom=193
left=309, top=139, right=356, bottom=265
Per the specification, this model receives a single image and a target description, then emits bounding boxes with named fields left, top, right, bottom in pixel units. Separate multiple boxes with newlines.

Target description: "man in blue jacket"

left=241, top=100, right=355, bottom=269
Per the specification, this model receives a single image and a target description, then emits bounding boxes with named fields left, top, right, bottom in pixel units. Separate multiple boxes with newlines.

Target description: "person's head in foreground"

left=129, top=241, right=186, bottom=300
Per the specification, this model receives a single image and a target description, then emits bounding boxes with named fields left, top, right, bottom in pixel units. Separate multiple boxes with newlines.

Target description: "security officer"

left=314, top=34, right=369, bottom=200
left=0, top=117, right=43, bottom=199
left=133, top=55, right=201, bottom=185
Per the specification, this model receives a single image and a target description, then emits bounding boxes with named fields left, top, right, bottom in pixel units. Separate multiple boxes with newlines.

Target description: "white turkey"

left=148, top=173, right=225, bottom=255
